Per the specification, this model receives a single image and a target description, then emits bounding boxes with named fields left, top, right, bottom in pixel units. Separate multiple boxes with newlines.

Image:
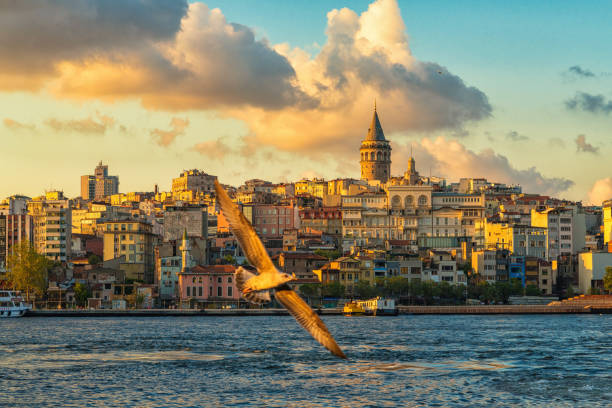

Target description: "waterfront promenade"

left=24, top=304, right=612, bottom=317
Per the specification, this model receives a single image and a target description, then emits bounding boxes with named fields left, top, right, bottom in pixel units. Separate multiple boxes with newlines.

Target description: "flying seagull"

left=214, top=180, right=346, bottom=359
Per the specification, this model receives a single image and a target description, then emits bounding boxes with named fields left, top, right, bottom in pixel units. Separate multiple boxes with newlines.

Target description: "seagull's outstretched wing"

left=215, top=180, right=276, bottom=274
left=275, top=286, right=346, bottom=359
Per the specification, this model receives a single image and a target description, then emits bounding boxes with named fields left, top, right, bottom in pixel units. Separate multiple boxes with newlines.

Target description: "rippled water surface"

left=1, top=315, right=611, bottom=407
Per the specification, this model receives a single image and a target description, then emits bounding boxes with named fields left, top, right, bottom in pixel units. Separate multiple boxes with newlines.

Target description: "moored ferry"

left=0, top=290, right=31, bottom=318
left=343, top=301, right=365, bottom=316
left=344, top=297, right=398, bottom=316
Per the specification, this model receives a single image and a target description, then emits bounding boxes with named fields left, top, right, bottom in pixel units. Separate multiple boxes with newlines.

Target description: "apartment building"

left=28, top=191, right=72, bottom=262
left=101, top=220, right=157, bottom=283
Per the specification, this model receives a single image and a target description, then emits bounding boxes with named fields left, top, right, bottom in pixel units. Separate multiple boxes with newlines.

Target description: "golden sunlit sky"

left=1, top=0, right=611, bottom=204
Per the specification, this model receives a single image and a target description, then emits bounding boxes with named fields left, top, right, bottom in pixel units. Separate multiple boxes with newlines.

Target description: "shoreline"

left=23, top=305, right=612, bottom=317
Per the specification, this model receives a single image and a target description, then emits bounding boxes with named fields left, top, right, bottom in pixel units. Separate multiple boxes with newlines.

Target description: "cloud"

left=151, top=117, right=189, bottom=147
left=575, top=134, right=599, bottom=154
left=0, top=0, right=491, bottom=157
left=232, top=0, right=491, bottom=155
left=193, top=137, right=233, bottom=159
left=44, top=117, right=111, bottom=135
left=3, top=118, right=35, bottom=131
left=395, top=137, right=574, bottom=196
left=505, top=130, right=529, bottom=142
left=0, top=0, right=188, bottom=90
left=565, top=92, right=612, bottom=115
left=587, top=178, right=612, bottom=205
left=0, top=1, right=309, bottom=110
left=567, top=65, right=595, bottom=78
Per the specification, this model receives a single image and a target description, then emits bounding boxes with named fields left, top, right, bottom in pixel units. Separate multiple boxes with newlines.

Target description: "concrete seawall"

left=399, top=305, right=595, bottom=314
left=24, top=305, right=611, bottom=317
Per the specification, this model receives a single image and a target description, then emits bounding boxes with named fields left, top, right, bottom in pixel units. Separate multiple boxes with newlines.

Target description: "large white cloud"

left=393, top=138, right=574, bottom=197
left=587, top=178, right=612, bottom=205
left=235, top=0, right=491, bottom=154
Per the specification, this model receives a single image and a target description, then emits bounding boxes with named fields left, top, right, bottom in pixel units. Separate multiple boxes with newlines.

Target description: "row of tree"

left=300, top=277, right=554, bottom=305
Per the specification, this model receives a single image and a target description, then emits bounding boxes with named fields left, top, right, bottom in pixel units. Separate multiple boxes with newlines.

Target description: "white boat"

left=0, top=290, right=31, bottom=318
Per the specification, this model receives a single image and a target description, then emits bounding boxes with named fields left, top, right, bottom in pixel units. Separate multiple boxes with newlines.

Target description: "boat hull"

left=0, top=308, right=28, bottom=318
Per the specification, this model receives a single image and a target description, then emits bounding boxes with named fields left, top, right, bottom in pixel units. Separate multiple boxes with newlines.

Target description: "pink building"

left=178, top=265, right=240, bottom=301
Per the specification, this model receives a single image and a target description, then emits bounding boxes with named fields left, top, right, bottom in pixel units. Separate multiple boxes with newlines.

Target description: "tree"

left=6, top=241, right=49, bottom=302
left=314, top=249, right=341, bottom=260
left=223, top=254, right=236, bottom=265
left=321, top=282, right=345, bottom=298
left=299, top=283, right=320, bottom=298
left=525, top=285, right=541, bottom=296
left=88, top=254, right=102, bottom=265
left=509, top=278, right=524, bottom=296
left=604, top=267, right=612, bottom=294
left=354, top=280, right=378, bottom=299
left=74, top=283, right=91, bottom=307
left=384, top=276, right=410, bottom=297
left=494, top=281, right=512, bottom=304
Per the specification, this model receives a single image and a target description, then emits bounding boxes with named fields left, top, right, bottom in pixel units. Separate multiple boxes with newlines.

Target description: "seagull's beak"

left=291, top=273, right=297, bottom=280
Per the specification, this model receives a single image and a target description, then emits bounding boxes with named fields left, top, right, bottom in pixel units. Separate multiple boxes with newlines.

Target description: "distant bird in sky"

left=215, top=180, right=346, bottom=359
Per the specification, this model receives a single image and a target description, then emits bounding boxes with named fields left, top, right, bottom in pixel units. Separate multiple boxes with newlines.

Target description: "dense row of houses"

left=2, top=108, right=612, bottom=307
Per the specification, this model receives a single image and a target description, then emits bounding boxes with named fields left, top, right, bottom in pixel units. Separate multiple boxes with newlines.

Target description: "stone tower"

left=360, top=103, right=391, bottom=183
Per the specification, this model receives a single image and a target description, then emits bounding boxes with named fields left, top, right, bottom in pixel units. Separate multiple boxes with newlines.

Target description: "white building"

left=531, top=207, right=586, bottom=260
left=577, top=251, right=612, bottom=294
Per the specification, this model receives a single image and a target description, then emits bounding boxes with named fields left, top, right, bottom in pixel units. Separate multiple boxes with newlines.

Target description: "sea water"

left=1, top=315, right=610, bottom=407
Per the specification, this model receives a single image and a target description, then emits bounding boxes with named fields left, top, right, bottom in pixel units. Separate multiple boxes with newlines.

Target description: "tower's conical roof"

left=366, top=106, right=386, bottom=141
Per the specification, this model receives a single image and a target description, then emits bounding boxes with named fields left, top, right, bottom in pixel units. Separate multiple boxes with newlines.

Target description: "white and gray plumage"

left=215, top=180, right=346, bottom=359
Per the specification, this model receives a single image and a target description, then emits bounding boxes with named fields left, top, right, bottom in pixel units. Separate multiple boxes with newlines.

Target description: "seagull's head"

left=280, top=272, right=297, bottom=285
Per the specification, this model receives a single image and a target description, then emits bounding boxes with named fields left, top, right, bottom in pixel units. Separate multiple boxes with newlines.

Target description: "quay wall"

left=24, top=305, right=611, bottom=317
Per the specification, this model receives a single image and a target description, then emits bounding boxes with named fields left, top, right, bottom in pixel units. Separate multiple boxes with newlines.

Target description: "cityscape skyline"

left=1, top=0, right=611, bottom=204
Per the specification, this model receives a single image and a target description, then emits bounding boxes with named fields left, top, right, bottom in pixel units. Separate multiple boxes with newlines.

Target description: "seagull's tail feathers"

left=235, top=266, right=271, bottom=304
left=275, top=286, right=347, bottom=359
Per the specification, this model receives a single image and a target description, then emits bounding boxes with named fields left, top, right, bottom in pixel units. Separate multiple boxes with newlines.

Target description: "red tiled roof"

left=387, top=240, right=412, bottom=245
left=190, top=265, right=235, bottom=274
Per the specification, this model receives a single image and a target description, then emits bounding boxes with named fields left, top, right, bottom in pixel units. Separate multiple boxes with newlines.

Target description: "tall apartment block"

left=100, top=220, right=156, bottom=283
left=28, top=191, right=71, bottom=262
left=81, top=161, right=119, bottom=200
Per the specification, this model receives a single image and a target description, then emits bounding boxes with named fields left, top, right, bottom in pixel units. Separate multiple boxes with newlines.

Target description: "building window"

left=227, top=277, right=232, bottom=283
left=187, top=287, right=191, bottom=297
left=199, top=287, right=203, bottom=297
left=218, top=286, right=222, bottom=297
left=217, top=277, right=222, bottom=283
left=227, top=286, right=233, bottom=297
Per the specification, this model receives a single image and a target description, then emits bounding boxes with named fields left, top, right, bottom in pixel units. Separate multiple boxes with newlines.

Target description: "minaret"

left=360, top=102, right=391, bottom=183
left=179, top=229, right=191, bottom=273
